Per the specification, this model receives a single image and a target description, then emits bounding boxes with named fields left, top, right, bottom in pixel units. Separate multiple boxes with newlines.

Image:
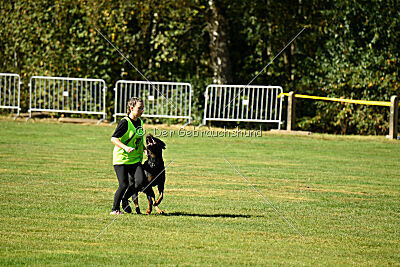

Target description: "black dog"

left=133, top=134, right=166, bottom=214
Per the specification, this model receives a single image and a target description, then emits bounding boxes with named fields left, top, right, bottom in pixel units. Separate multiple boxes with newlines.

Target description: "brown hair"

left=126, top=97, right=143, bottom=115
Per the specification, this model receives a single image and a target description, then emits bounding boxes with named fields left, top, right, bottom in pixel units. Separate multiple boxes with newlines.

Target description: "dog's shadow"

left=163, top=211, right=254, bottom=218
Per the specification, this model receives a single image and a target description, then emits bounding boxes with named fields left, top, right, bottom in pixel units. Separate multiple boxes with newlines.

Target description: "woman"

left=110, top=97, right=146, bottom=215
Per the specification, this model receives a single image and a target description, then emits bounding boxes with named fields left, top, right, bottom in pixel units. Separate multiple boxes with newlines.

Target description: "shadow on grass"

left=164, top=211, right=253, bottom=218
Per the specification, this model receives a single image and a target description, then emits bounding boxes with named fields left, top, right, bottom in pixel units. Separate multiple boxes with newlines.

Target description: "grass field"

left=0, top=118, right=399, bottom=265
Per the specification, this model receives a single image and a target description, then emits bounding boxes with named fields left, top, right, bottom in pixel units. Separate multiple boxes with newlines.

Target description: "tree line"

left=1, top=0, right=399, bottom=134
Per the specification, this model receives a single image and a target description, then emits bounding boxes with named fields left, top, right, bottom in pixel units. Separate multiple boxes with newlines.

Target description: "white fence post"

left=389, top=95, right=399, bottom=139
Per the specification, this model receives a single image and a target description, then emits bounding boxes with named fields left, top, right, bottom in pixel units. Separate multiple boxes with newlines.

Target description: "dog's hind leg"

left=146, top=195, right=153, bottom=215
left=132, top=192, right=141, bottom=214
left=145, top=188, right=155, bottom=215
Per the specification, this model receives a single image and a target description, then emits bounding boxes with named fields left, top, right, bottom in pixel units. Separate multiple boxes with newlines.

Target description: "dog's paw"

left=155, top=206, right=164, bottom=214
left=146, top=208, right=152, bottom=215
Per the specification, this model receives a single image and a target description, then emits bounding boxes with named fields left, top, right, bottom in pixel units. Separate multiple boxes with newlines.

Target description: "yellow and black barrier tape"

left=278, top=93, right=393, bottom=107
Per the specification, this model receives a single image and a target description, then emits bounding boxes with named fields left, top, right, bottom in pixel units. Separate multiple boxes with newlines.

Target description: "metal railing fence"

left=0, top=73, right=21, bottom=118
left=114, top=80, right=192, bottom=125
left=29, top=76, right=107, bottom=123
left=202, top=85, right=283, bottom=129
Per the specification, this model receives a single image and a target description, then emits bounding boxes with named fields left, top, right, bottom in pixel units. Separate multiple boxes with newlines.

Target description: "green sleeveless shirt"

left=113, top=117, right=144, bottom=165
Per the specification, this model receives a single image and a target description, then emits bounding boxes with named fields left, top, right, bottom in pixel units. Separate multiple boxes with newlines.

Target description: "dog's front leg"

left=154, top=191, right=164, bottom=206
left=153, top=191, right=164, bottom=214
left=154, top=205, right=163, bottom=214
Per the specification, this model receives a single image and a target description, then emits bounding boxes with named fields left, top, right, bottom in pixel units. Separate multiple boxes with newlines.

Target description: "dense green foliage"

left=1, top=0, right=399, bottom=134
left=0, top=119, right=399, bottom=264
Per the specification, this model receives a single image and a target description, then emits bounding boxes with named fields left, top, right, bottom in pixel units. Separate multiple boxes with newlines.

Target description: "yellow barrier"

left=278, top=93, right=392, bottom=107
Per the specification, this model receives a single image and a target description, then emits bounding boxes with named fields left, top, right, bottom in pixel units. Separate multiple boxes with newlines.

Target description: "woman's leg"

left=112, top=165, right=129, bottom=211
left=123, top=163, right=142, bottom=200
left=122, top=163, right=146, bottom=213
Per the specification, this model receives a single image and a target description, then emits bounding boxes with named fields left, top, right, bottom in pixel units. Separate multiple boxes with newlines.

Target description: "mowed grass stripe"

left=0, top=119, right=399, bottom=265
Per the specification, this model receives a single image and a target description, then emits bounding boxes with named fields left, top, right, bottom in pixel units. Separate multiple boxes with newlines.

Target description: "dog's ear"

left=153, top=136, right=166, bottom=149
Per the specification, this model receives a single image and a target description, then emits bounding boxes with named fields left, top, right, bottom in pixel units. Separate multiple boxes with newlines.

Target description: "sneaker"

left=110, top=210, right=124, bottom=215
left=121, top=199, right=132, bottom=214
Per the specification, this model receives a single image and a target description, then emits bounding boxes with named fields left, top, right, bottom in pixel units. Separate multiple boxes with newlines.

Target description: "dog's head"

left=146, top=133, right=166, bottom=158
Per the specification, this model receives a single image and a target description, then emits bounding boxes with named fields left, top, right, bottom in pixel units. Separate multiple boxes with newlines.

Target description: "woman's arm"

left=111, top=137, right=134, bottom=153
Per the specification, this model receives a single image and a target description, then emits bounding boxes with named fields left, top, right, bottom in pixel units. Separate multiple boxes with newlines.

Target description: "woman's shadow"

left=163, top=211, right=255, bottom=218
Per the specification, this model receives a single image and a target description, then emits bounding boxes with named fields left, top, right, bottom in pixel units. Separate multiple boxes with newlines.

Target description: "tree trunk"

left=206, top=0, right=232, bottom=84
left=147, top=11, right=158, bottom=70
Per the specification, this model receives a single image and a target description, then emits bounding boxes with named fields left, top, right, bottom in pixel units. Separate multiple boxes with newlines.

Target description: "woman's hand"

left=124, top=146, right=135, bottom=153
left=111, top=137, right=135, bottom=153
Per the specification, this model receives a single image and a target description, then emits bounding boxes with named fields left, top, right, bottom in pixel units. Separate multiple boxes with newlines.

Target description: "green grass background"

left=0, top=119, right=399, bottom=265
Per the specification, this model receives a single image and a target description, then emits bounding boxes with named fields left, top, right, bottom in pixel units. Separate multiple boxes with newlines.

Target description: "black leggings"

left=112, top=163, right=145, bottom=211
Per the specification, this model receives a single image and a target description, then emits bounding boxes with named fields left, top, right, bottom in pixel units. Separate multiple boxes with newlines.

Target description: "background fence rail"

left=28, top=76, right=107, bottom=123
left=202, top=85, right=283, bottom=129
left=113, top=80, right=192, bottom=125
left=0, top=73, right=21, bottom=118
